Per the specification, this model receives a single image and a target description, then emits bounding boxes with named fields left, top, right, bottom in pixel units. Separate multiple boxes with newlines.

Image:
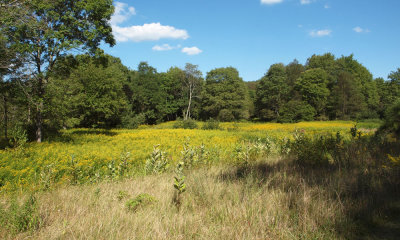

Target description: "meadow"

left=0, top=121, right=378, bottom=192
left=1, top=120, right=400, bottom=239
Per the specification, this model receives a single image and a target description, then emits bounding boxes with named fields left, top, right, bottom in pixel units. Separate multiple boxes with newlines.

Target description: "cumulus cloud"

left=182, top=47, right=202, bottom=55
left=353, top=26, right=370, bottom=33
left=110, top=2, right=136, bottom=25
left=113, top=23, right=189, bottom=42
left=261, top=0, right=283, bottom=5
left=110, top=2, right=189, bottom=42
left=309, top=29, right=332, bottom=37
left=152, top=44, right=182, bottom=51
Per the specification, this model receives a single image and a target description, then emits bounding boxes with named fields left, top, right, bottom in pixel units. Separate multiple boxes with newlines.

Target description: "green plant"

left=289, top=131, right=332, bottom=166
left=181, top=138, right=197, bottom=168
left=8, top=124, right=28, bottom=148
left=196, top=143, right=209, bottom=165
left=173, top=119, right=198, bottom=129
left=145, top=145, right=169, bottom=174
left=107, top=159, right=117, bottom=179
left=125, top=193, right=156, bottom=212
left=173, top=162, right=186, bottom=208
left=40, top=164, right=55, bottom=190
left=202, top=118, right=221, bottom=130
left=350, top=124, right=361, bottom=139
left=0, top=194, right=42, bottom=234
left=117, top=190, right=130, bottom=201
left=234, top=138, right=271, bottom=165
left=118, top=149, right=131, bottom=176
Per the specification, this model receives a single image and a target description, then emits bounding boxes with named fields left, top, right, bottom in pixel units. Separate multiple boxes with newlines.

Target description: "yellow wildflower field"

left=0, top=121, right=378, bottom=192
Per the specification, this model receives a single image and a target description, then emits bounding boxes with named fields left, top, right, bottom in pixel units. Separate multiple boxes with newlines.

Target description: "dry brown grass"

left=1, top=154, right=399, bottom=240
left=0, top=158, right=342, bottom=239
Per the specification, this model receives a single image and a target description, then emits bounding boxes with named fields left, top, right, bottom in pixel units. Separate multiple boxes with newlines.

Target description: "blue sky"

left=101, top=0, right=400, bottom=81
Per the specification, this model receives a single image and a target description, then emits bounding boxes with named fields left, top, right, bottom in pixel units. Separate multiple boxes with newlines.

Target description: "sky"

left=101, top=0, right=400, bottom=82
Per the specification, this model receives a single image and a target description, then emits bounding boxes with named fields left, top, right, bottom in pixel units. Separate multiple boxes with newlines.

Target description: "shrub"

left=201, top=118, right=221, bottom=130
left=173, top=119, right=198, bottom=129
left=289, top=130, right=335, bottom=166
left=121, top=112, right=146, bottom=129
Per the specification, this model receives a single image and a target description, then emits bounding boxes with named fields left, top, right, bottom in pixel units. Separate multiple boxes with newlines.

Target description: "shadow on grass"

left=70, top=129, right=118, bottom=136
left=217, top=159, right=400, bottom=239
left=0, top=137, right=9, bottom=150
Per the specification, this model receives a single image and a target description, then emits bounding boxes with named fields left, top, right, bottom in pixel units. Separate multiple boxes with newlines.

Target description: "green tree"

left=125, top=62, right=165, bottom=124
left=305, top=53, right=338, bottom=118
left=388, top=69, right=400, bottom=103
left=255, top=64, right=289, bottom=120
left=336, top=55, right=379, bottom=118
left=333, top=71, right=366, bottom=119
left=295, top=68, right=329, bottom=117
left=286, top=59, right=305, bottom=87
left=374, top=77, right=392, bottom=118
left=1, top=0, right=115, bottom=142
left=278, top=100, right=316, bottom=123
left=158, top=67, right=186, bottom=121
left=201, top=67, right=249, bottom=121
left=47, top=55, right=128, bottom=128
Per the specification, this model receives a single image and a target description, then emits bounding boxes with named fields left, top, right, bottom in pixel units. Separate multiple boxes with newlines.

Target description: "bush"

left=173, top=119, right=198, bottom=129
left=121, top=112, right=146, bottom=129
left=278, top=100, right=316, bottom=123
left=201, top=118, right=221, bottom=130
left=288, top=130, right=335, bottom=166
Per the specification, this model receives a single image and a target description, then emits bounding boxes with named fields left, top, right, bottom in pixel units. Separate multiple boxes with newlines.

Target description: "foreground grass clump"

left=0, top=121, right=379, bottom=192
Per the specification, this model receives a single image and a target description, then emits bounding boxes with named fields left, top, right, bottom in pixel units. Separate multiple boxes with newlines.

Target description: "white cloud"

left=300, top=0, right=312, bottom=5
left=309, top=29, right=332, bottom=37
left=324, top=4, right=330, bottom=9
left=152, top=44, right=173, bottom=51
left=113, top=23, right=189, bottom=42
left=110, top=2, right=189, bottom=43
left=353, top=26, right=370, bottom=33
left=110, top=2, right=136, bottom=25
left=261, top=0, right=283, bottom=5
left=152, top=44, right=182, bottom=51
left=182, top=47, right=202, bottom=55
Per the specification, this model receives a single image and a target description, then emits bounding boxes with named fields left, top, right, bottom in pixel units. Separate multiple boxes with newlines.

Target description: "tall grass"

left=1, top=153, right=398, bottom=239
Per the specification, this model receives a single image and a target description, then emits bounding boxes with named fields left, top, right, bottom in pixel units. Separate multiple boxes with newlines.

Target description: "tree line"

left=1, top=0, right=399, bottom=142
left=2, top=52, right=400, bottom=137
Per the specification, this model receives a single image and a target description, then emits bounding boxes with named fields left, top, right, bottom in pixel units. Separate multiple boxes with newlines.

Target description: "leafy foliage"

left=201, top=67, right=250, bottom=121
left=125, top=193, right=156, bottom=212
left=145, top=145, right=169, bottom=174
